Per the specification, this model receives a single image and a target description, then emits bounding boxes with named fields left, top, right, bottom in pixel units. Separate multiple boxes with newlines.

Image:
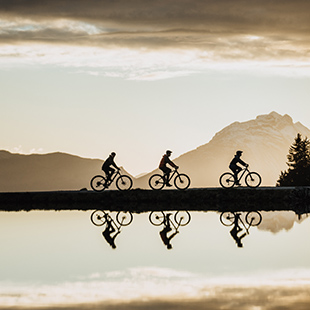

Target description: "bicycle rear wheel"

left=149, top=211, right=165, bottom=226
left=149, top=174, right=165, bottom=190
left=219, top=173, right=235, bottom=189
left=90, top=210, right=107, bottom=226
left=220, top=212, right=236, bottom=226
left=245, top=172, right=261, bottom=188
left=174, top=211, right=191, bottom=226
left=245, top=211, right=262, bottom=226
left=116, top=211, right=133, bottom=226
left=90, top=175, right=107, bottom=192
left=174, top=173, right=190, bottom=190
left=116, top=175, right=133, bottom=191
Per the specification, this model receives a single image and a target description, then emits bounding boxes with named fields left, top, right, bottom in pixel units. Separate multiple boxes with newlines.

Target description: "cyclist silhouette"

left=229, top=150, right=248, bottom=185
left=102, top=214, right=120, bottom=249
left=159, top=213, right=178, bottom=249
left=102, top=152, right=120, bottom=183
left=159, top=150, right=179, bottom=187
left=230, top=213, right=246, bottom=248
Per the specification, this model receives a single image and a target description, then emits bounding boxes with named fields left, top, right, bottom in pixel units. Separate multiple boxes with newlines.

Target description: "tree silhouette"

left=277, top=133, right=310, bottom=186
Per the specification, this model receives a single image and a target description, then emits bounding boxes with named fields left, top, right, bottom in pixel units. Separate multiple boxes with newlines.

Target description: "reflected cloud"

left=2, top=267, right=310, bottom=309
left=258, top=211, right=308, bottom=233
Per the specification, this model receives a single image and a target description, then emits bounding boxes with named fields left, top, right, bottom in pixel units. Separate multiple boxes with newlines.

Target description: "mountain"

left=0, top=151, right=134, bottom=192
left=135, top=111, right=310, bottom=187
left=1, top=112, right=309, bottom=191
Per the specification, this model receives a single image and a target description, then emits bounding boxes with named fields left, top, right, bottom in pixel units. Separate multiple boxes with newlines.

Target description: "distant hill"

left=135, top=111, right=310, bottom=187
left=1, top=112, right=310, bottom=191
left=0, top=151, right=133, bottom=192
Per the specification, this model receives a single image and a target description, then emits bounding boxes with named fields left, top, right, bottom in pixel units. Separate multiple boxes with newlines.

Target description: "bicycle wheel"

left=116, top=211, right=133, bottom=226
left=220, top=212, right=235, bottom=226
left=149, top=211, right=165, bottom=226
left=90, top=175, right=107, bottom=192
left=149, top=174, right=165, bottom=190
left=219, top=172, right=235, bottom=189
left=90, top=210, right=107, bottom=226
left=174, top=211, right=191, bottom=226
left=116, top=175, right=133, bottom=191
left=245, top=172, right=261, bottom=188
left=245, top=211, right=262, bottom=226
left=174, top=173, right=190, bottom=190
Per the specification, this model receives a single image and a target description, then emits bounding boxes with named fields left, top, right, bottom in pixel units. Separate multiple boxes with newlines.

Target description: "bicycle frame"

left=105, top=169, right=121, bottom=186
left=236, top=166, right=249, bottom=183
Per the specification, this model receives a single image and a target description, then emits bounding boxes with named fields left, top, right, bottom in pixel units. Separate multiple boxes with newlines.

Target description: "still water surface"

left=0, top=209, right=309, bottom=308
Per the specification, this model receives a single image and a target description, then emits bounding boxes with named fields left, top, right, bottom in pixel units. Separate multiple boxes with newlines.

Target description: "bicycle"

left=90, top=210, right=133, bottom=227
left=90, top=169, right=133, bottom=192
left=220, top=211, right=262, bottom=232
left=148, top=169, right=190, bottom=190
left=149, top=210, right=191, bottom=228
left=219, top=166, right=261, bottom=189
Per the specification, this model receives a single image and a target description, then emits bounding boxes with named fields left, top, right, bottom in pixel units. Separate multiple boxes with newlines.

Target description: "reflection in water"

left=220, top=211, right=262, bottom=248
left=149, top=211, right=191, bottom=250
left=90, top=210, right=133, bottom=249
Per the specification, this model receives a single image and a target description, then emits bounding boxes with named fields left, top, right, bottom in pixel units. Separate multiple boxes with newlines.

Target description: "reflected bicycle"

left=90, top=210, right=133, bottom=227
left=149, top=211, right=191, bottom=228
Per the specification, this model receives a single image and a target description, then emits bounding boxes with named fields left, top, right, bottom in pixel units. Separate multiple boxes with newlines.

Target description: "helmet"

left=111, top=152, right=116, bottom=156
left=236, top=150, right=243, bottom=156
left=166, top=150, right=172, bottom=155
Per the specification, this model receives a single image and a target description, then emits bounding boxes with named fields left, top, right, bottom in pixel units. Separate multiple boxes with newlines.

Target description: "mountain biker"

left=102, top=152, right=120, bottom=183
left=159, top=213, right=178, bottom=249
left=102, top=214, right=120, bottom=249
left=229, top=150, right=248, bottom=186
left=159, top=150, right=179, bottom=187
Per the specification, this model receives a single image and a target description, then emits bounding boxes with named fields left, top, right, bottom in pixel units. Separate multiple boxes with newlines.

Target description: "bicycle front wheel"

left=220, top=212, right=235, bottom=226
left=116, top=175, right=133, bottom=191
left=245, top=211, right=262, bottom=226
left=219, top=172, right=235, bottom=189
left=90, top=210, right=107, bottom=226
left=174, top=173, right=190, bottom=190
left=174, top=211, right=191, bottom=226
left=90, top=175, right=107, bottom=192
left=245, top=172, right=261, bottom=188
left=149, top=211, right=165, bottom=226
left=149, top=174, right=165, bottom=190
left=116, top=211, right=133, bottom=226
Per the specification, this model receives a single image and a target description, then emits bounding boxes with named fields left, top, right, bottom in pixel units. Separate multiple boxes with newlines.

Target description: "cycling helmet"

left=111, top=152, right=116, bottom=156
left=236, top=150, right=243, bottom=156
left=166, top=150, right=172, bottom=155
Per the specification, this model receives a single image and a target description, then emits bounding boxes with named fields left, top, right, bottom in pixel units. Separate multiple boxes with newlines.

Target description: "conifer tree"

left=277, top=133, right=310, bottom=186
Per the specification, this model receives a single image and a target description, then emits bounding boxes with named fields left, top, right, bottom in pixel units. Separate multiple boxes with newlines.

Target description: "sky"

left=1, top=0, right=310, bottom=176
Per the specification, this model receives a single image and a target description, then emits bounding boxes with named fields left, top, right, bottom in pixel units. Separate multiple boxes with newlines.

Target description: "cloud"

left=1, top=0, right=310, bottom=78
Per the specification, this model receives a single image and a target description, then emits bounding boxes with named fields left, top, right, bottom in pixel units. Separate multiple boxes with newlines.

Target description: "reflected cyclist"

left=159, top=213, right=178, bottom=249
left=230, top=213, right=246, bottom=248
left=102, top=214, right=120, bottom=249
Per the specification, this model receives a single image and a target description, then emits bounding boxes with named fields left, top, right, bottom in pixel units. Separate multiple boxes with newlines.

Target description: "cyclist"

left=102, top=152, right=120, bottom=183
left=230, top=213, right=246, bottom=248
left=159, top=213, right=178, bottom=249
left=229, top=150, right=248, bottom=186
left=159, top=150, right=179, bottom=187
left=102, top=214, right=120, bottom=249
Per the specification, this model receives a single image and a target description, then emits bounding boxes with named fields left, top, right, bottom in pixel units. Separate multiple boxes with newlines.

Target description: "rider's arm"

left=167, top=157, right=178, bottom=169
left=238, top=158, right=247, bottom=167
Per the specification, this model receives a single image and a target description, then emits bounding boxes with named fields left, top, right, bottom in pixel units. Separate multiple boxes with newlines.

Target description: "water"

left=0, top=209, right=309, bottom=309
